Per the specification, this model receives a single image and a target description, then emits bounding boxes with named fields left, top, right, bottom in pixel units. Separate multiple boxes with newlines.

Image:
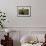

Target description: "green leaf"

left=4, top=13, right=5, bottom=15
left=3, top=16, right=6, bottom=17
left=0, top=12, right=2, bottom=13
left=0, top=21, right=1, bottom=23
left=1, top=25, right=3, bottom=28
left=1, top=19, right=6, bottom=21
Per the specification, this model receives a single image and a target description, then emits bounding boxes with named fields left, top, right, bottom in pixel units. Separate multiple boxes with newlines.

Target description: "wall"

left=0, top=0, right=46, bottom=27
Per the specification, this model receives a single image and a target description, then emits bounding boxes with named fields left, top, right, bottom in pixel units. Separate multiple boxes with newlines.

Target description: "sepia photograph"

left=17, top=6, right=31, bottom=17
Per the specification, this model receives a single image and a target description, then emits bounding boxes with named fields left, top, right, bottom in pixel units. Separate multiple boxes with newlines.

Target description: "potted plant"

left=0, top=10, right=6, bottom=28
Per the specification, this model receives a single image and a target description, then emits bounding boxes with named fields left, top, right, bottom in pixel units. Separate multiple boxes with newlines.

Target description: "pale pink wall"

left=0, top=0, right=46, bottom=27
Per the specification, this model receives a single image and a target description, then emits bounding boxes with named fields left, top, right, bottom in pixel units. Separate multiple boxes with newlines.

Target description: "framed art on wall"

left=17, top=6, right=31, bottom=17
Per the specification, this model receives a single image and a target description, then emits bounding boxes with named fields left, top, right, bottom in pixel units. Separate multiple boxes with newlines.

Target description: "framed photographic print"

left=17, top=6, right=31, bottom=17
